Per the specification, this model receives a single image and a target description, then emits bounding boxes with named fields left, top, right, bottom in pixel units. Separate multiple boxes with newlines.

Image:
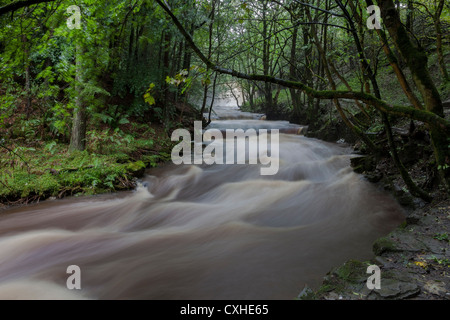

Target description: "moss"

left=373, top=237, right=398, bottom=256
left=397, top=221, right=408, bottom=230
left=0, top=133, right=172, bottom=205
left=334, top=260, right=368, bottom=283
left=315, top=284, right=337, bottom=295
left=313, top=279, right=347, bottom=299
left=312, top=260, right=373, bottom=299
left=124, top=160, right=146, bottom=178
left=114, top=153, right=131, bottom=163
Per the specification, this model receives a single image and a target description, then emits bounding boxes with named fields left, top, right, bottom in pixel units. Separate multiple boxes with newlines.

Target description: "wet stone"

left=373, top=279, right=420, bottom=299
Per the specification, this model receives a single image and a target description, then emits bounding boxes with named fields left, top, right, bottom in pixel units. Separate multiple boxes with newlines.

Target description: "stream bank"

left=301, top=194, right=449, bottom=300
left=299, top=102, right=450, bottom=300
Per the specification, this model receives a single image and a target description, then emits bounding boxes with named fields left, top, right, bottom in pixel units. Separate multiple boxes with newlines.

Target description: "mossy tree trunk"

left=377, top=0, right=449, bottom=189
left=435, top=0, right=449, bottom=83
left=200, top=0, right=216, bottom=117
left=69, top=44, right=87, bottom=152
left=289, top=24, right=301, bottom=116
left=342, top=0, right=430, bottom=201
left=375, top=27, right=423, bottom=110
left=306, top=5, right=379, bottom=153
left=262, top=0, right=274, bottom=116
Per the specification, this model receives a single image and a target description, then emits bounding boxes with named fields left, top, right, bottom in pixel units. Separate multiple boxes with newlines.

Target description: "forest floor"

left=0, top=122, right=173, bottom=209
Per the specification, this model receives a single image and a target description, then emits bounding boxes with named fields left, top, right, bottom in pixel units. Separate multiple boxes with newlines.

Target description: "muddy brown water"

left=0, top=105, right=405, bottom=299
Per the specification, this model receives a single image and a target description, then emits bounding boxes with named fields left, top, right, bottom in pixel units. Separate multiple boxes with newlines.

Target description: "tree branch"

left=291, top=0, right=345, bottom=18
left=0, top=0, right=57, bottom=16
left=154, top=0, right=450, bottom=134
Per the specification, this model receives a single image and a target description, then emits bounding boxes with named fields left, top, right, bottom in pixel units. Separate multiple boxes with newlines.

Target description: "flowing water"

left=0, top=102, right=405, bottom=300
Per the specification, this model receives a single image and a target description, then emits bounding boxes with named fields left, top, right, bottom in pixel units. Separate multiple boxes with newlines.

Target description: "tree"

left=69, top=43, right=86, bottom=151
left=376, top=0, right=449, bottom=189
left=155, top=0, right=450, bottom=195
left=0, top=0, right=57, bottom=16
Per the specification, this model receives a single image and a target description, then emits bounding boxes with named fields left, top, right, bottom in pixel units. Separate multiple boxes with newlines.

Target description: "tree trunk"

left=375, top=27, right=423, bottom=110
left=201, top=1, right=215, bottom=117
left=377, top=0, right=449, bottom=188
left=24, top=40, right=31, bottom=120
left=435, top=0, right=449, bottom=83
left=182, top=23, right=195, bottom=72
left=21, top=8, right=32, bottom=120
left=344, top=0, right=432, bottom=200
left=162, top=31, right=171, bottom=124
left=406, top=0, right=413, bottom=31
left=378, top=0, right=443, bottom=116
left=289, top=26, right=301, bottom=117
left=262, top=1, right=273, bottom=115
left=70, top=44, right=87, bottom=152
left=306, top=7, right=378, bottom=153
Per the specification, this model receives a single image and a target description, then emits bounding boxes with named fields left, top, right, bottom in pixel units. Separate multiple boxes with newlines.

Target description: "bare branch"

left=290, top=0, right=345, bottom=18
left=0, top=0, right=57, bottom=16
left=154, top=0, right=450, bottom=133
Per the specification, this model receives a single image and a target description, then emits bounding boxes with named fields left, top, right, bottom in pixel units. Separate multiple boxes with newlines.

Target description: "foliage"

left=144, top=83, right=157, bottom=106
left=0, top=0, right=449, bottom=202
left=0, top=129, right=170, bottom=203
left=433, top=233, right=449, bottom=242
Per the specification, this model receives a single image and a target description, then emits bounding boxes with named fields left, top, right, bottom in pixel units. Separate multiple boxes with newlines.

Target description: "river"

left=0, top=102, right=405, bottom=299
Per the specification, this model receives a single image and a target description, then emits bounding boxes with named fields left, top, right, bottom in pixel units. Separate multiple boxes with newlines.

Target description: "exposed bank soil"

left=302, top=105, right=450, bottom=300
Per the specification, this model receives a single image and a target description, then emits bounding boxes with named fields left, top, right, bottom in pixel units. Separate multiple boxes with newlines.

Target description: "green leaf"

left=118, top=118, right=130, bottom=125
left=144, top=94, right=155, bottom=106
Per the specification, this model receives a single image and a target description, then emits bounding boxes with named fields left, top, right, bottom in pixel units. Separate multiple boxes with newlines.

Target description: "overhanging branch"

left=0, top=0, right=57, bottom=16
left=155, top=0, right=450, bottom=134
